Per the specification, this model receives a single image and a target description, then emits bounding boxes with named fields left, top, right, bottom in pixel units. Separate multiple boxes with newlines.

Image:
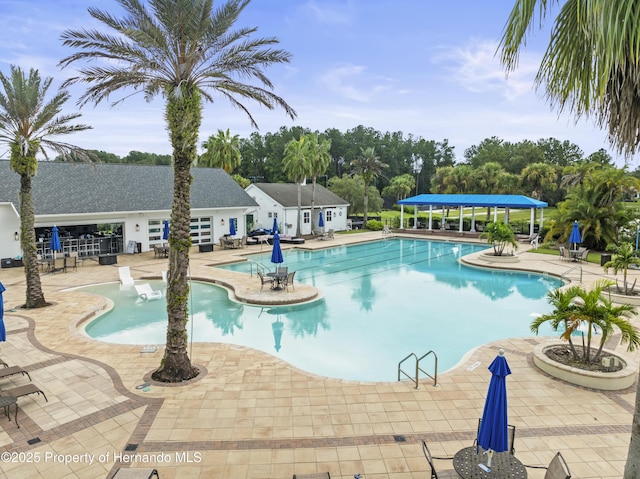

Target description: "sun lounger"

left=112, top=468, right=160, bottom=479
left=1, top=383, right=47, bottom=402
left=119, top=266, right=135, bottom=286
left=0, top=359, right=7, bottom=368
left=134, top=284, right=162, bottom=301
left=292, top=473, right=330, bottom=479
left=0, top=366, right=31, bottom=382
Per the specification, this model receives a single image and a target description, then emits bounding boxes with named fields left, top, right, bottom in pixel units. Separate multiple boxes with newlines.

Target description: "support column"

left=529, top=208, right=535, bottom=236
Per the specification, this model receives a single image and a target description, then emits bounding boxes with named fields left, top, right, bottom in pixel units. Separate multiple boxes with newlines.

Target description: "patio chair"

left=52, top=256, right=66, bottom=274
left=544, top=452, right=571, bottom=479
left=422, top=440, right=439, bottom=479
left=1, top=383, right=48, bottom=402
left=579, top=248, right=590, bottom=262
left=559, top=246, right=570, bottom=262
left=257, top=272, right=274, bottom=291
left=112, top=468, right=160, bottom=479
left=326, top=229, right=334, bottom=239
left=0, top=366, right=31, bottom=382
left=134, top=284, right=162, bottom=301
left=292, top=473, right=330, bottom=479
left=119, top=267, right=135, bottom=287
left=153, top=244, right=162, bottom=258
left=0, top=359, right=7, bottom=368
left=474, top=418, right=516, bottom=455
left=276, top=266, right=288, bottom=275
left=282, top=271, right=295, bottom=291
left=66, top=255, right=78, bottom=272
left=69, top=251, right=83, bottom=267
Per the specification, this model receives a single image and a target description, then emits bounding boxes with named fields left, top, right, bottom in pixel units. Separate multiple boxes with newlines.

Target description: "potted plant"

left=479, top=221, right=518, bottom=256
left=603, top=242, right=640, bottom=296
left=531, top=280, right=640, bottom=390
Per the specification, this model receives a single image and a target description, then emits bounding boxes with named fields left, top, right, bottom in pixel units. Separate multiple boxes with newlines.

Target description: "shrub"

left=366, top=219, right=384, bottom=231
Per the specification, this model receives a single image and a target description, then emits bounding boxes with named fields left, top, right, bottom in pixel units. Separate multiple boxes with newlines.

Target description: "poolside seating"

left=0, top=358, right=8, bottom=368
left=119, top=267, right=135, bottom=287
left=66, top=255, right=78, bottom=272
left=52, top=256, right=66, bottom=274
left=161, top=270, right=168, bottom=283
left=112, top=468, right=160, bottom=479
left=282, top=271, right=295, bottom=291
left=559, top=246, right=570, bottom=262
left=422, top=440, right=439, bottom=479
left=1, top=383, right=48, bottom=403
left=257, top=272, right=274, bottom=291
left=579, top=248, right=589, bottom=262
left=276, top=266, right=288, bottom=275
left=544, top=452, right=571, bottom=479
left=135, top=284, right=162, bottom=301
left=325, top=229, right=334, bottom=239
left=292, top=473, right=330, bottom=479
left=0, top=366, right=31, bottom=382
left=474, top=418, right=516, bottom=455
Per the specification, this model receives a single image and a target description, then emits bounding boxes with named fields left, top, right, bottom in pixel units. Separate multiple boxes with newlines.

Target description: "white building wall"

left=0, top=203, right=21, bottom=260
left=245, top=185, right=286, bottom=232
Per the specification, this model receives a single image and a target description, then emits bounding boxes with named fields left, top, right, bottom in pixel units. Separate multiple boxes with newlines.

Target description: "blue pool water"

left=83, top=238, right=563, bottom=382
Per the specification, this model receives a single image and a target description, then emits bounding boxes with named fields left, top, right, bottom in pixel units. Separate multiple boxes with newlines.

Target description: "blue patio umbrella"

left=0, top=282, right=5, bottom=342
left=477, top=349, right=511, bottom=466
left=318, top=211, right=325, bottom=230
left=270, top=232, right=284, bottom=265
left=230, top=218, right=236, bottom=236
left=50, top=225, right=62, bottom=258
left=569, top=220, right=581, bottom=249
left=271, top=217, right=279, bottom=235
left=162, top=220, right=170, bottom=241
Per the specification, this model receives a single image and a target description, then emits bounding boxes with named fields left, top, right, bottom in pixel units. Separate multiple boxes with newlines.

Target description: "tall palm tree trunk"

left=625, top=376, right=640, bottom=477
left=296, top=183, right=302, bottom=237
left=152, top=93, right=200, bottom=382
left=363, top=181, right=369, bottom=224
left=20, top=174, right=47, bottom=308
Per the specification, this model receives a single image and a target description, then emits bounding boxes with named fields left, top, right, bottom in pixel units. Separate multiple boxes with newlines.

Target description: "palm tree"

left=531, top=286, right=582, bottom=358
left=200, top=128, right=241, bottom=173
left=500, top=3, right=640, bottom=472
left=520, top=162, right=557, bottom=200
left=306, top=134, right=332, bottom=230
left=603, top=242, right=640, bottom=295
left=59, top=0, right=295, bottom=382
left=282, top=136, right=311, bottom=237
left=0, top=65, right=91, bottom=309
left=350, top=146, right=388, bottom=224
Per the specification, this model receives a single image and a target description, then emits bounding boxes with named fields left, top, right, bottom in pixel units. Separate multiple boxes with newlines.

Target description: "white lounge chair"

left=119, top=266, right=135, bottom=286
left=135, top=283, right=162, bottom=301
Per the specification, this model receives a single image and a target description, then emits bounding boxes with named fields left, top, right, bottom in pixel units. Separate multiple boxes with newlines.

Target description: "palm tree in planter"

left=603, top=242, right=640, bottom=295
left=478, top=222, right=518, bottom=256
left=532, top=280, right=640, bottom=365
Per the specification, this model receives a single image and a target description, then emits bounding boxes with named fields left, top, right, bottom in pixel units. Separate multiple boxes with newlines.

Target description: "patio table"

left=453, top=446, right=526, bottom=478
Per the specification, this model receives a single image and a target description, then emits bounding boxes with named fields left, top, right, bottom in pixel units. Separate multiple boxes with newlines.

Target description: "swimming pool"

left=83, top=238, right=563, bottom=382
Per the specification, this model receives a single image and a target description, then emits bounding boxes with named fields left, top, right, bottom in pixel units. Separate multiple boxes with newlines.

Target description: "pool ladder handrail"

left=398, top=350, right=438, bottom=389
left=561, top=264, right=582, bottom=283
left=248, top=260, right=271, bottom=277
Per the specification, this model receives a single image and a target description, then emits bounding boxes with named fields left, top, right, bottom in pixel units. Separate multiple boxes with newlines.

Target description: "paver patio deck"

left=0, top=231, right=637, bottom=478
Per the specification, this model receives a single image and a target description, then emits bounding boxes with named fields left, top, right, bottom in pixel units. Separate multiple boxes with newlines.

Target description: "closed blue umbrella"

left=230, top=218, right=236, bottom=236
left=0, top=282, right=5, bottom=342
left=477, top=349, right=511, bottom=466
left=162, top=220, right=170, bottom=241
left=318, top=211, right=325, bottom=230
left=569, top=220, right=581, bottom=249
left=271, top=217, right=279, bottom=235
left=50, top=225, right=62, bottom=257
left=270, top=232, right=284, bottom=265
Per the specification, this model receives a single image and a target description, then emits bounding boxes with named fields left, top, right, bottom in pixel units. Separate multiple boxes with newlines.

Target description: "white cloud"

left=302, top=0, right=353, bottom=26
left=433, top=39, right=540, bottom=102
left=319, top=64, right=392, bottom=102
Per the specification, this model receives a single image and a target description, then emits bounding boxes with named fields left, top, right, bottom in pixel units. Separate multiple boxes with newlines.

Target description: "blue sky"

left=0, top=0, right=628, bottom=164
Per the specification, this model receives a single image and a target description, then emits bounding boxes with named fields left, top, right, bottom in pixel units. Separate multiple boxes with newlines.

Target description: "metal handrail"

left=561, top=265, right=582, bottom=283
left=248, top=261, right=270, bottom=277
left=398, top=350, right=438, bottom=389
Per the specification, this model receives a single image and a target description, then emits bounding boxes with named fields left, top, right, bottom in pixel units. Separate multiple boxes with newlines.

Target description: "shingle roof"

left=0, top=160, right=258, bottom=215
left=398, top=194, right=548, bottom=208
left=252, top=183, right=349, bottom=208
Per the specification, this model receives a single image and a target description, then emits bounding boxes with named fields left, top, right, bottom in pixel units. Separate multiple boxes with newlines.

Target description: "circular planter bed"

left=480, top=252, right=519, bottom=263
left=533, top=343, right=636, bottom=390
left=605, top=290, right=640, bottom=306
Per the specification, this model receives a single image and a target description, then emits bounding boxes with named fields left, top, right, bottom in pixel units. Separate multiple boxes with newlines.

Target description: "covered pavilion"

left=397, top=194, right=548, bottom=235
